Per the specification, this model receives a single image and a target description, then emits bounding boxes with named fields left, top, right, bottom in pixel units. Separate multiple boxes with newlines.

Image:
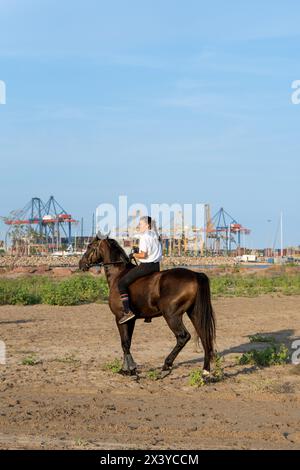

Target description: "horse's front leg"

left=116, top=318, right=137, bottom=375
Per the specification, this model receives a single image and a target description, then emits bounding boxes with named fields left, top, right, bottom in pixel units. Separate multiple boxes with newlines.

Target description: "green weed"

left=238, top=344, right=289, bottom=367
left=103, top=358, right=122, bottom=373
left=21, top=354, right=41, bottom=366
left=189, top=369, right=206, bottom=387
left=147, top=369, right=160, bottom=381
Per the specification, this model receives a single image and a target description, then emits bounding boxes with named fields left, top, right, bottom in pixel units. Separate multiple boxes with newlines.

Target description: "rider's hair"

left=140, top=216, right=161, bottom=242
left=140, top=215, right=152, bottom=228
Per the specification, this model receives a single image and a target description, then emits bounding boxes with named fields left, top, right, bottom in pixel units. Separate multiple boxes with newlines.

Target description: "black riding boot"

left=119, top=293, right=135, bottom=324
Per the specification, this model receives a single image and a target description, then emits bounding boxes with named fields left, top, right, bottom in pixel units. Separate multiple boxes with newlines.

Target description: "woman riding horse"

left=118, top=216, right=162, bottom=324
left=79, top=231, right=216, bottom=376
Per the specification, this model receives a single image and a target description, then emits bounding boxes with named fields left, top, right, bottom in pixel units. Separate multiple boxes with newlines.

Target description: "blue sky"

left=0, top=0, right=299, bottom=248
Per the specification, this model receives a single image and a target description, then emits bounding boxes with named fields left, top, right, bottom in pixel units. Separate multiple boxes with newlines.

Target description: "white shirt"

left=138, top=230, right=162, bottom=263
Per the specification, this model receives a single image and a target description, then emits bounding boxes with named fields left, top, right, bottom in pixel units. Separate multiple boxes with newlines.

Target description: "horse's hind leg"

left=116, top=319, right=137, bottom=375
left=162, top=313, right=191, bottom=372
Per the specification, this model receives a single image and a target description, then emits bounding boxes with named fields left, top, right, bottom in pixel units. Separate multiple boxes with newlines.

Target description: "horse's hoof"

left=131, top=371, right=140, bottom=382
left=202, top=369, right=210, bottom=377
left=160, top=368, right=172, bottom=379
left=119, top=368, right=138, bottom=377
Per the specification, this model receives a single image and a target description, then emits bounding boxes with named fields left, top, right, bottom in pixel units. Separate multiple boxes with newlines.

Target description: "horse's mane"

left=107, top=238, right=131, bottom=264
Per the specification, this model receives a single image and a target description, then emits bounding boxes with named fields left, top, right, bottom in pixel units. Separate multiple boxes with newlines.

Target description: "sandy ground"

left=0, top=296, right=300, bottom=450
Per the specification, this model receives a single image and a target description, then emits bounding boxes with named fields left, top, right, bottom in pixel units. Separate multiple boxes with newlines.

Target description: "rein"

left=103, top=261, right=125, bottom=266
left=84, top=260, right=125, bottom=269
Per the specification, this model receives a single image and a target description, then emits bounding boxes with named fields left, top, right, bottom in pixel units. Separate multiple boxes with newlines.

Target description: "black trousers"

left=118, top=262, right=160, bottom=295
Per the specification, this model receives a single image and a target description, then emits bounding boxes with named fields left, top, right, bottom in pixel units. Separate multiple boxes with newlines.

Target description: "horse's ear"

left=96, top=231, right=109, bottom=240
left=106, top=230, right=111, bottom=239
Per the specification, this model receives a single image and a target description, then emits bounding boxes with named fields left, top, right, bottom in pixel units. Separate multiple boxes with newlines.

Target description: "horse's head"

left=79, top=233, right=130, bottom=271
left=79, top=233, right=106, bottom=271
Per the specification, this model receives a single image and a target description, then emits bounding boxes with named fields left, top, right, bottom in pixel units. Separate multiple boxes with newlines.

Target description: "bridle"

left=82, top=238, right=137, bottom=270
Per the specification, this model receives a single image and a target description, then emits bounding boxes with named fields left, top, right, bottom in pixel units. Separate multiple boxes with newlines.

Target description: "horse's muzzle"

left=79, top=259, right=89, bottom=271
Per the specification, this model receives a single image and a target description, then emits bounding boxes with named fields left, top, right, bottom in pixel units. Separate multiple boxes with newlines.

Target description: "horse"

left=79, top=234, right=216, bottom=377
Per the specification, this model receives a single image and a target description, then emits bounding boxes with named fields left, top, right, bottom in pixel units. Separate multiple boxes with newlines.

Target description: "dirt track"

left=0, top=296, right=300, bottom=450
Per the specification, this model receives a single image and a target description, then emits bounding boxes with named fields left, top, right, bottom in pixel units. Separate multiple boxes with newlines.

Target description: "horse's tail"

left=190, top=273, right=216, bottom=363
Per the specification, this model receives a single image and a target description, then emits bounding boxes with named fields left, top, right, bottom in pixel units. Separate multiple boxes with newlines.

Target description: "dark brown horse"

left=79, top=234, right=216, bottom=376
